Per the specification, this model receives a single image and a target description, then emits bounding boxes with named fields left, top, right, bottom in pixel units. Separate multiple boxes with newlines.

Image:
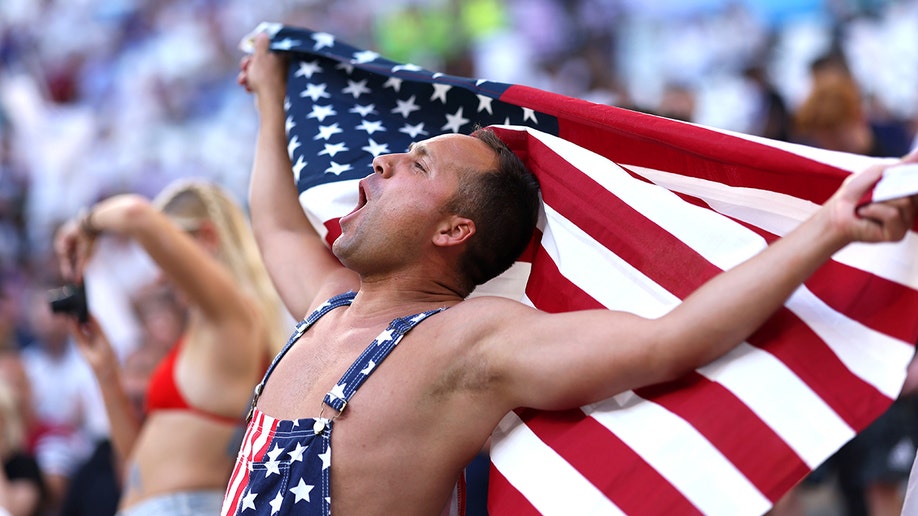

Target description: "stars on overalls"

left=241, top=491, right=258, bottom=511
left=328, top=383, right=347, bottom=401
left=375, top=328, right=395, bottom=344
left=264, top=444, right=284, bottom=477
left=319, top=447, right=332, bottom=470
left=288, top=442, right=307, bottom=462
left=289, top=478, right=315, bottom=503
left=269, top=491, right=284, bottom=514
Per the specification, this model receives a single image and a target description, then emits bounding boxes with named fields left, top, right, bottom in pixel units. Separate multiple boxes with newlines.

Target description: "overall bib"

left=222, top=292, right=446, bottom=515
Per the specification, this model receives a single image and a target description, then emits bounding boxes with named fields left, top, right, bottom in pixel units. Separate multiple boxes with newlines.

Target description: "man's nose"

left=372, top=155, right=392, bottom=177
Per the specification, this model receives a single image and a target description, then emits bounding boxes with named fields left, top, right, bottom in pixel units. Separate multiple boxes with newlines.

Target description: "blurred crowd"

left=1, top=0, right=918, bottom=514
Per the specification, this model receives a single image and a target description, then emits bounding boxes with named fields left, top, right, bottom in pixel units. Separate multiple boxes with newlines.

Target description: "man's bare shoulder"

left=444, top=295, right=542, bottom=335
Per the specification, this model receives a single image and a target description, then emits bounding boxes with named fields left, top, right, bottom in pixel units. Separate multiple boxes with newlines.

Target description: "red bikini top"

left=145, top=339, right=242, bottom=425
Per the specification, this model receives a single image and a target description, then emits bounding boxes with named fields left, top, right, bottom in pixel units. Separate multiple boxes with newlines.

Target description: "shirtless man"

left=222, top=33, right=918, bottom=516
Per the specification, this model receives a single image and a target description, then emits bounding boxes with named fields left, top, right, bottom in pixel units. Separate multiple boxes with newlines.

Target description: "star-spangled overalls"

left=221, top=291, right=447, bottom=515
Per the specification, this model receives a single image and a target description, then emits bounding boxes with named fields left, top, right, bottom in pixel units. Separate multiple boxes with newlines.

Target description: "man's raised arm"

left=239, top=33, right=357, bottom=319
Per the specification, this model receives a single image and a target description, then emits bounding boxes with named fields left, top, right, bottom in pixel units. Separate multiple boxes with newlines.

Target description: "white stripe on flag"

left=491, top=411, right=627, bottom=515
left=626, top=164, right=818, bottom=237
left=585, top=393, right=773, bottom=516
left=299, top=178, right=360, bottom=226
left=708, top=123, right=897, bottom=174
left=697, top=343, right=854, bottom=467
left=540, top=205, right=676, bottom=316
left=786, top=287, right=912, bottom=398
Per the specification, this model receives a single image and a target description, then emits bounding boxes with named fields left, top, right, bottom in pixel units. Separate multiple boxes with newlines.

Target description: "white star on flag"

left=315, top=123, right=342, bottom=140
left=383, top=76, right=402, bottom=92
left=325, top=161, right=352, bottom=175
left=399, top=122, right=427, bottom=139
left=430, top=83, right=450, bottom=103
left=319, top=142, right=349, bottom=157
left=522, top=107, right=538, bottom=123
left=392, top=63, right=422, bottom=73
left=350, top=104, right=377, bottom=117
left=352, top=50, right=379, bottom=63
left=356, top=119, right=385, bottom=134
left=294, top=60, right=322, bottom=79
left=287, top=135, right=301, bottom=157
left=392, top=96, right=421, bottom=118
left=307, top=104, right=336, bottom=122
left=270, top=37, right=299, bottom=51
left=311, top=32, right=334, bottom=50
left=477, top=94, right=494, bottom=115
left=342, top=79, right=371, bottom=99
left=362, top=138, right=389, bottom=157
left=301, top=83, right=331, bottom=102
left=442, top=107, right=469, bottom=133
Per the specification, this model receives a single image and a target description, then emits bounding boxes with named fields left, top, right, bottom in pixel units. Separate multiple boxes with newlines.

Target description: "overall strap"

left=321, top=307, right=448, bottom=415
left=245, top=291, right=357, bottom=422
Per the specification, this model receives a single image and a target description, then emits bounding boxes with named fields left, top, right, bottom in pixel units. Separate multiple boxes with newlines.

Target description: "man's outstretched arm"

left=240, top=33, right=357, bottom=319
left=484, top=153, right=918, bottom=413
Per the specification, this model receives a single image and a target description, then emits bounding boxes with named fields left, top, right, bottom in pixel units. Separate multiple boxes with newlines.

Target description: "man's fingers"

left=254, top=32, right=270, bottom=54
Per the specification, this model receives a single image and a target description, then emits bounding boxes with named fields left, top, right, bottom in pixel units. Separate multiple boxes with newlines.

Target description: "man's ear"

left=433, top=216, right=475, bottom=247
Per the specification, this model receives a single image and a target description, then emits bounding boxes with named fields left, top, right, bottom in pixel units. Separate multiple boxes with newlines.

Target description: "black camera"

left=48, top=283, right=89, bottom=323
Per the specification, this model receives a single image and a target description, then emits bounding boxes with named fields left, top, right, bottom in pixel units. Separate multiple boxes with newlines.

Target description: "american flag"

left=242, top=23, right=918, bottom=515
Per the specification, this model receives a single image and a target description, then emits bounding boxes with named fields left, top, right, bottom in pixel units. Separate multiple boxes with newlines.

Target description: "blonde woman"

left=54, top=180, right=285, bottom=515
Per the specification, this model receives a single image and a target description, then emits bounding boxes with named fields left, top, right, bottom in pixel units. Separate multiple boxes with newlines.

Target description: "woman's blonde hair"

left=153, top=179, right=286, bottom=350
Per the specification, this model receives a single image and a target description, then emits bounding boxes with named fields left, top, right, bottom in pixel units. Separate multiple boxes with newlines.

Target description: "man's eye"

left=414, top=162, right=427, bottom=173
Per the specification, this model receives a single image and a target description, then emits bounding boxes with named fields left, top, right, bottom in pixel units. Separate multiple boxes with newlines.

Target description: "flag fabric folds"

left=243, top=23, right=918, bottom=515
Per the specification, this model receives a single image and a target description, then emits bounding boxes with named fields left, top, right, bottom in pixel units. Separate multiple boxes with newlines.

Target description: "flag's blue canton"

left=268, top=26, right=559, bottom=193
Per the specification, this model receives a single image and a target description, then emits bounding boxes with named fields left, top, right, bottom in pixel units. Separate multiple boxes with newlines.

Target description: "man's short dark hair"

left=447, top=128, right=540, bottom=296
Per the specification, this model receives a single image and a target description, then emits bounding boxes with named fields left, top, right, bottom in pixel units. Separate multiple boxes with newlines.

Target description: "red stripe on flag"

left=324, top=218, right=342, bottom=248
left=519, top=408, right=703, bottom=515
left=807, top=260, right=918, bottom=344
left=487, top=466, right=542, bottom=516
left=747, top=309, right=895, bottom=431
left=525, top=245, right=604, bottom=313
left=494, top=90, right=848, bottom=205
left=636, top=374, right=810, bottom=502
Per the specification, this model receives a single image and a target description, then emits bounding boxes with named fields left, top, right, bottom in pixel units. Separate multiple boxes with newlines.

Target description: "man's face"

left=333, top=133, right=496, bottom=274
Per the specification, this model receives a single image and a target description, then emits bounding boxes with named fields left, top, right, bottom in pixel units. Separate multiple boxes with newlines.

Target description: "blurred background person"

left=55, top=179, right=285, bottom=516
left=18, top=282, right=101, bottom=514
left=0, top=377, right=44, bottom=516
left=59, top=282, right=187, bottom=516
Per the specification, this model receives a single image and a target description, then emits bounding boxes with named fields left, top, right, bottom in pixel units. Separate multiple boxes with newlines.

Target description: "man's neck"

left=346, top=278, right=464, bottom=321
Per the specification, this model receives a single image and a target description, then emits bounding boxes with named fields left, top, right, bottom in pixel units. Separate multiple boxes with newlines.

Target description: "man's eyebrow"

left=407, top=142, right=429, bottom=156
